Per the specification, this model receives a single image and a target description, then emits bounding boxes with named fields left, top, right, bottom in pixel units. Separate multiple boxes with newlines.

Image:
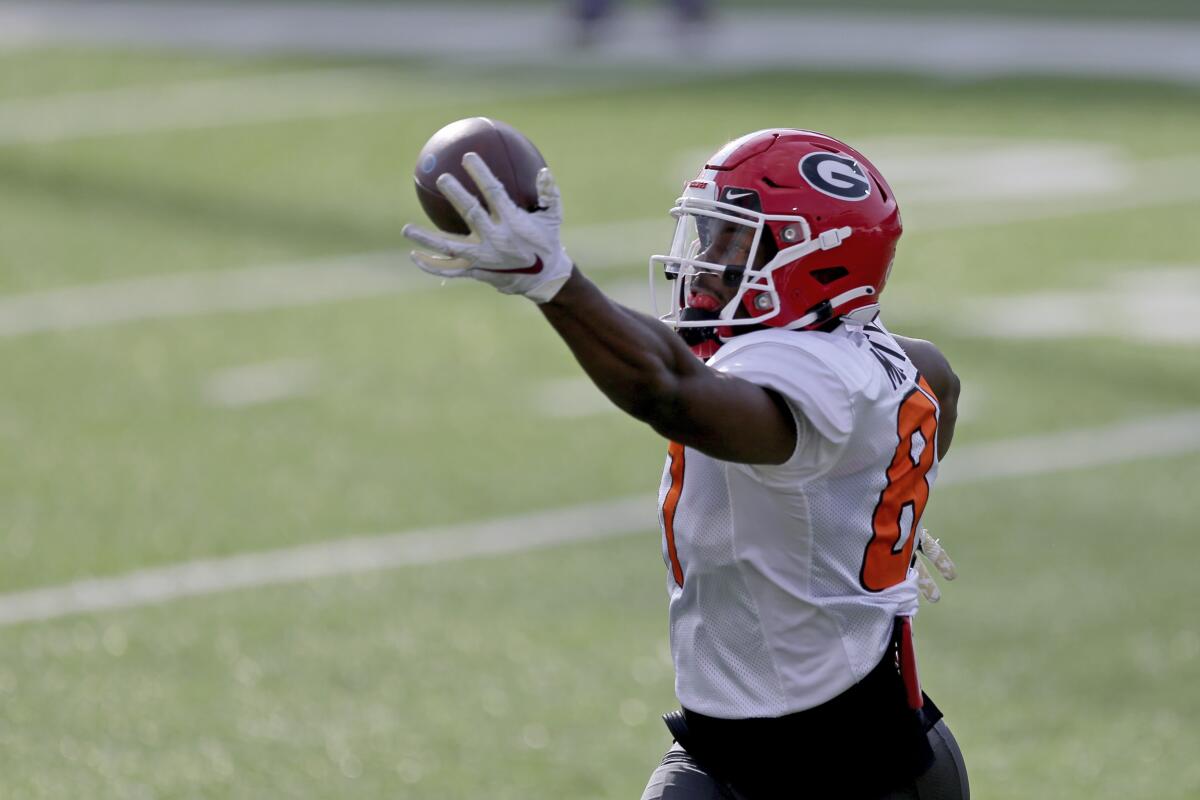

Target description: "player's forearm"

left=539, top=267, right=700, bottom=423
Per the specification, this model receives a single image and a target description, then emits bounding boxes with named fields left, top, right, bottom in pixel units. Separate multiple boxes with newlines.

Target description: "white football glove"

left=401, top=152, right=574, bottom=304
left=915, top=529, right=958, bottom=603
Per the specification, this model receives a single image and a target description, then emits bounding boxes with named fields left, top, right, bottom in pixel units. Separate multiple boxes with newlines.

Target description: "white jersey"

left=656, top=319, right=940, bottom=719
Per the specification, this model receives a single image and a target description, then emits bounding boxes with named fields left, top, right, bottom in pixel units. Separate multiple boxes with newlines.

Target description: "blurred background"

left=0, top=0, right=1198, bottom=797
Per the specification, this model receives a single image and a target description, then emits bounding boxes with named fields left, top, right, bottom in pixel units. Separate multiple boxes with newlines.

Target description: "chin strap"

left=783, top=284, right=879, bottom=331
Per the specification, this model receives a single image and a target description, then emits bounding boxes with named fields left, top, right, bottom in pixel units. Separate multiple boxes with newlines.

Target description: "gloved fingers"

left=933, top=550, right=957, bottom=581
left=462, top=152, right=520, bottom=219
left=410, top=249, right=474, bottom=278
left=402, top=223, right=473, bottom=258
left=919, top=530, right=958, bottom=580
left=915, top=559, right=941, bottom=603
left=535, top=167, right=562, bottom=215
left=435, top=173, right=493, bottom=234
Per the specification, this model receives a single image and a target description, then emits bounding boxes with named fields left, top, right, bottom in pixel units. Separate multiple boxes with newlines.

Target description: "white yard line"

left=0, top=498, right=654, bottom=626
left=938, top=409, right=1200, bottom=486
left=0, top=67, right=660, bottom=145
left=684, top=137, right=1136, bottom=209
left=0, top=224, right=658, bottom=338
left=8, top=168, right=1200, bottom=341
left=202, top=358, right=318, bottom=408
left=1, top=409, right=1197, bottom=626
left=0, top=69, right=412, bottom=145
left=0, top=252, right=416, bottom=337
left=867, top=138, right=1130, bottom=204
left=0, top=137, right=1195, bottom=339
left=912, top=156, right=1200, bottom=233
left=957, top=265, right=1200, bottom=344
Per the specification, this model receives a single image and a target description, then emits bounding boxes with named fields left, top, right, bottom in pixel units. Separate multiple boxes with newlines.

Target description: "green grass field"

left=1, top=43, right=1199, bottom=798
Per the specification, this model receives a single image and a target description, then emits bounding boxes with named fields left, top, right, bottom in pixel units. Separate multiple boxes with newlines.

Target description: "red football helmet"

left=650, top=129, right=902, bottom=356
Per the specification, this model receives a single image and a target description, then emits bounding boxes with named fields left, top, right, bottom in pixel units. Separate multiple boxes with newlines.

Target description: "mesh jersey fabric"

left=656, top=319, right=939, bottom=718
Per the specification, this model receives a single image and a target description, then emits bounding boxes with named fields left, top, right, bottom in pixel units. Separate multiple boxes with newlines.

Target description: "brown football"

left=413, top=117, right=547, bottom=235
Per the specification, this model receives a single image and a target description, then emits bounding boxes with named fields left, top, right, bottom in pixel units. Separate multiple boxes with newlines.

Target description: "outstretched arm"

left=893, top=335, right=960, bottom=459
left=402, top=154, right=794, bottom=464
left=539, top=267, right=796, bottom=464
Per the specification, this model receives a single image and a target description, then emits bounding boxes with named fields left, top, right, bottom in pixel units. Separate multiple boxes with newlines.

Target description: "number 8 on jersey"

left=861, top=376, right=939, bottom=592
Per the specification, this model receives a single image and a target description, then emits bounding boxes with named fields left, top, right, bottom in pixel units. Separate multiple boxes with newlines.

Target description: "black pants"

left=644, top=653, right=964, bottom=799
left=640, top=719, right=969, bottom=800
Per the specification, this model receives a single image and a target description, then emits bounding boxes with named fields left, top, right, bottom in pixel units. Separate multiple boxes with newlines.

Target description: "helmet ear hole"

left=871, top=174, right=890, bottom=202
left=810, top=266, right=849, bottom=285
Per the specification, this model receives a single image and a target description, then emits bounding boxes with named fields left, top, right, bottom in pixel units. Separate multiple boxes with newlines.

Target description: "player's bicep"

left=932, top=370, right=960, bottom=460
left=649, top=369, right=798, bottom=465
left=893, top=335, right=960, bottom=459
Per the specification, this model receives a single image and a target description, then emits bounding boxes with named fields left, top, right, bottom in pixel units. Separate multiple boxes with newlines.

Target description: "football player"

left=403, top=129, right=969, bottom=799
left=572, top=0, right=709, bottom=47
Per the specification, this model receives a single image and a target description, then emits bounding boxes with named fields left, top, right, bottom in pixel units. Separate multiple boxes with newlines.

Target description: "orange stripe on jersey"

left=663, top=441, right=686, bottom=587
left=916, top=373, right=939, bottom=406
left=861, top=386, right=938, bottom=592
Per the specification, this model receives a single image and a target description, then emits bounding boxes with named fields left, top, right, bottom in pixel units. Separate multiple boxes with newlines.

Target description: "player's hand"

left=402, top=153, right=574, bottom=304
left=915, top=529, right=957, bottom=603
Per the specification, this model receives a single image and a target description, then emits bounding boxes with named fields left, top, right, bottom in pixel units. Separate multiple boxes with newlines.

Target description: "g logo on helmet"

left=798, top=152, right=872, bottom=202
